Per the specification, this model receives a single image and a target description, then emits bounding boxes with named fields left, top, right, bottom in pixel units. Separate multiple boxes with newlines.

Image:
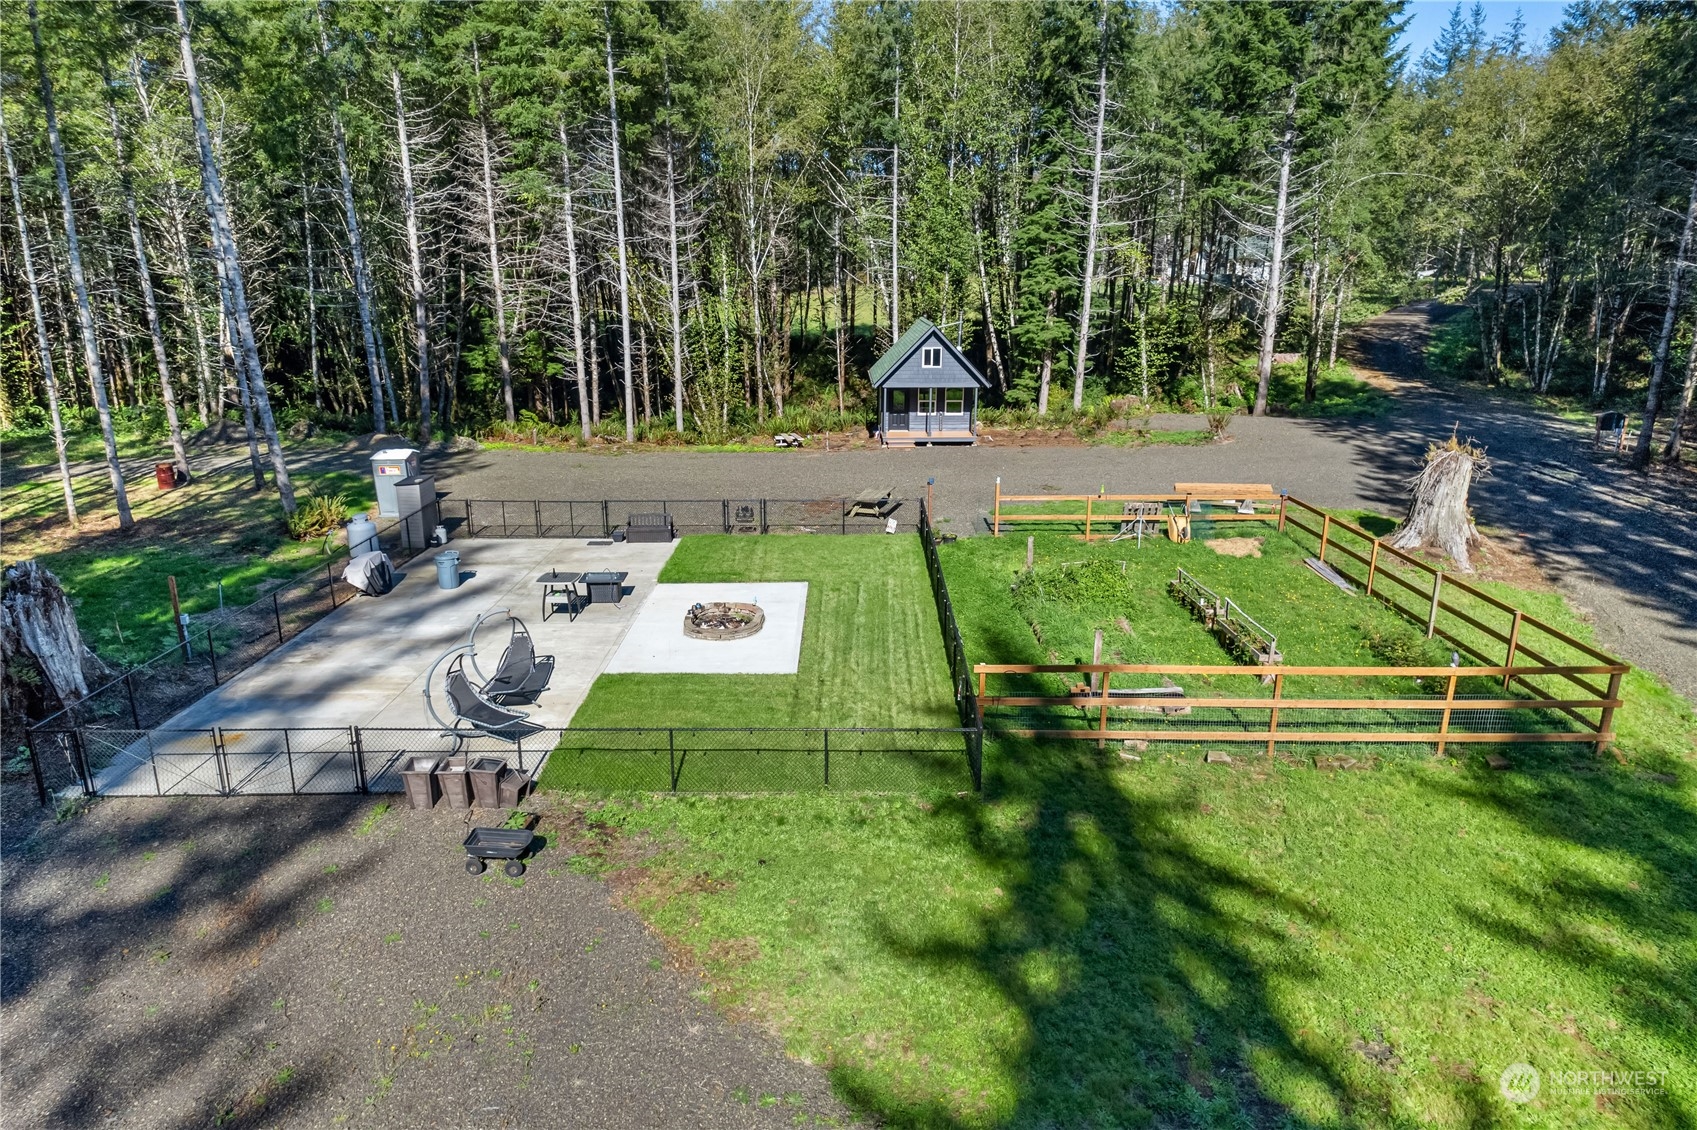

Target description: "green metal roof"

left=867, top=318, right=938, bottom=385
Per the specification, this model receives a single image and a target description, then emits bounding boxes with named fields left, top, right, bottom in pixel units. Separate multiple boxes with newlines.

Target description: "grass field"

left=1, top=465, right=374, bottom=667
left=538, top=535, right=965, bottom=793
left=541, top=519, right=1695, bottom=1128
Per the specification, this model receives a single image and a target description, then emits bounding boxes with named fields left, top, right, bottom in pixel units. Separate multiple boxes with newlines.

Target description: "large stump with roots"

left=1, top=560, right=111, bottom=745
left=683, top=601, right=765, bottom=641
left=1388, top=433, right=1491, bottom=572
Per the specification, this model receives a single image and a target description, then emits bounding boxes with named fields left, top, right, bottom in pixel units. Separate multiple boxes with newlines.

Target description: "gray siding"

left=877, top=331, right=988, bottom=389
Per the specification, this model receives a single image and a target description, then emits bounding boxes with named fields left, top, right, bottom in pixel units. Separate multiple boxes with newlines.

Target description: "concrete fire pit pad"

left=604, top=583, right=807, bottom=674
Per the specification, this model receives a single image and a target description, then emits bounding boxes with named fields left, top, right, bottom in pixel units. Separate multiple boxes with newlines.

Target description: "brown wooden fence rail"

left=1275, top=497, right=1627, bottom=731
left=973, top=662, right=1627, bottom=755
left=990, top=480, right=1286, bottom=541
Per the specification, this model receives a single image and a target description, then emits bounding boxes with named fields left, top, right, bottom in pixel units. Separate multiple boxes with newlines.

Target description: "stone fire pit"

left=683, top=601, right=765, bottom=641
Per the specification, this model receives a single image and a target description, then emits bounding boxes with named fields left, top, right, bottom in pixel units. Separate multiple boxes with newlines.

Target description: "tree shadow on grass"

left=1420, top=762, right=1697, bottom=1130
left=829, top=738, right=1427, bottom=1129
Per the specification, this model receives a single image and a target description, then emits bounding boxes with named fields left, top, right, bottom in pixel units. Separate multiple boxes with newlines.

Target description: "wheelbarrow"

left=462, top=826, right=536, bottom=877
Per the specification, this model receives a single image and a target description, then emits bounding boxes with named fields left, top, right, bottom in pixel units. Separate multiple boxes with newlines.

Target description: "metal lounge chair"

left=423, top=645, right=544, bottom=750
left=466, top=610, right=555, bottom=705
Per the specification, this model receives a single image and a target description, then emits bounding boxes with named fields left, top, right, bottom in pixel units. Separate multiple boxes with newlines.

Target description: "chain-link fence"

left=918, top=500, right=982, bottom=789
left=29, top=724, right=978, bottom=800
left=448, top=497, right=918, bottom=538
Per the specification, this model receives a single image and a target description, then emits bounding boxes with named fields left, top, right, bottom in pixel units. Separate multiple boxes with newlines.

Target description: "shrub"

left=285, top=487, right=349, bottom=543
left=1205, top=410, right=1233, bottom=439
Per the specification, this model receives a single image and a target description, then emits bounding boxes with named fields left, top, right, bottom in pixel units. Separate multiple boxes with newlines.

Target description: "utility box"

left=394, top=475, right=439, bottom=552
left=370, top=448, right=419, bottom=517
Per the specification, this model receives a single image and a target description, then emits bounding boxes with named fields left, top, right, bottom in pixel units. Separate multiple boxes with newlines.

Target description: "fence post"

left=206, top=628, right=219, bottom=685
left=668, top=729, right=678, bottom=792
left=1426, top=572, right=1444, bottom=639
left=970, top=726, right=983, bottom=792
left=1596, top=670, right=1624, bottom=756
left=1277, top=491, right=1288, bottom=532
left=723, top=500, right=731, bottom=535
left=1084, top=495, right=1093, bottom=542
left=601, top=500, right=611, bottom=538
left=993, top=477, right=1002, bottom=536
left=125, top=672, right=141, bottom=729
left=213, top=727, right=231, bottom=795
left=1366, top=541, right=1380, bottom=597
left=1502, top=611, right=1523, bottom=689
left=25, top=731, right=46, bottom=807
left=823, top=729, right=830, bottom=787
left=466, top=500, right=476, bottom=537
left=535, top=500, right=543, bottom=537
left=328, top=561, right=338, bottom=609
left=1436, top=673, right=1458, bottom=756
left=73, top=730, right=93, bottom=795
left=284, top=729, right=297, bottom=794
left=272, top=591, right=284, bottom=642
left=760, top=499, right=768, bottom=534
left=1319, top=514, right=1331, bottom=562
left=1267, top=673, right=1283, bottom=756
left=352, top=727, right=368, bottom=793
left=146, top=731, right=162, bottom=796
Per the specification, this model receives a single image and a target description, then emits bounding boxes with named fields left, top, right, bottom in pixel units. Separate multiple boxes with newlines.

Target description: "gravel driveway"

left=0, top=792, right=851, bottom=1129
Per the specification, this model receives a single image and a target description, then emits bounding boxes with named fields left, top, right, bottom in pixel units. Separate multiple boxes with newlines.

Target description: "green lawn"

left=539, top=535, right=964, bottom=793
left=541, top=520, right=1696, bottom=1129
left=1, top=466, right=374, bottom=667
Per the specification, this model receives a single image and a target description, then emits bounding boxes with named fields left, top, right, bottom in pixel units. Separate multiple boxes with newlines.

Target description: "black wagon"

left=462, top=826, right=536, bottom=877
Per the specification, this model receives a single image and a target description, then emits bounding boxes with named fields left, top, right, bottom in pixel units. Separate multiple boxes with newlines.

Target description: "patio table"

left=536, top=570, right=582, bottom=622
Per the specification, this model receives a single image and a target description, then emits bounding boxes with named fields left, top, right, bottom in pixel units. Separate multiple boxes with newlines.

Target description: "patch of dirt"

left=1205, top=537, right=1264, bottom=558
left=1472, top=532, right=1560, bottom=592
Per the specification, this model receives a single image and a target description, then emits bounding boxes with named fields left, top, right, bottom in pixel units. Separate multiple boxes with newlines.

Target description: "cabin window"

left=917, top=388, right=936, bottom=415
left=889, top=389, right=907, bottom=412
left=921, top=346, right=942, bottom=368
left=944, top=388, right=964, bottom=414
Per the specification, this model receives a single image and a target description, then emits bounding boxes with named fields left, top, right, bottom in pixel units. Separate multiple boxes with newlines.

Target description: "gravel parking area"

left=0, top=792, right=852, bottom=1129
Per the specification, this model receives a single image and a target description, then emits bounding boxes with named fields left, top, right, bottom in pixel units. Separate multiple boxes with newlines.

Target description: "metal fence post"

left=535, top=500, right=543, bottom=537
left=272, top=591, right=284, bottom=642
left=668, top=729, right=677, bottom=792
left=206, top=627, right=219, bottom=685
left=24, top=731, right=46, bottom=807
left=723, top=500, right=731, bottom=534
left=760, top=499, right=768, bottom=535
left=823, top=729, right=829, bottom=787
left=284, top=729, right=297, bottom=794
left=213, top=727, right=231, bottom=796
left=466, top=500, right=476, bottom=537
left=72, top=730, right=94, bottom=796
left=601, top=500, right=611, bottom=538
left=352, top=727, right=368, bottom=794
left=125, top=672, right=142, bottom=729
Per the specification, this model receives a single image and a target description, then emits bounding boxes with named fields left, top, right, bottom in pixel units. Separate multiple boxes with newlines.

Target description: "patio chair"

left=423, top=645, right=544, bottom=750
left=466, top=610, right=555, bottom=705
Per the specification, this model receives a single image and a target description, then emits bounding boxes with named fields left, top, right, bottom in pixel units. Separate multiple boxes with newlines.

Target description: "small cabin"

left=870, top=319, right=989, bottom=446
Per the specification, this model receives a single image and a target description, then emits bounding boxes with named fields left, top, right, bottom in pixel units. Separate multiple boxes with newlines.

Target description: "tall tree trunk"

left=604, top=7, right=636, bottom=441
left=662, top=82, right=686, bottom=434
left=1328, top=273, right=1346, bottom=367
left=30, top=0, right=131, bottom=528
left=446, top=260, right=465, bottom=428
left=471, top=45, right=514, bottom=428
left=557, top=129, right=591, bottom=441
left=1304, top=254, right=1325, bottom=402
left=390, top=70, right=431, bottom=445
left=835, top=211, right=847, bottom=413
left=303, top=185, right=321, bottom=410
left=1633, top=163, right=1697, bottom=467
left=889, top=43, right=900, bottom=333
left=974, top=212, right=1007, bottom=391
left=1662, top=320, right=1697, bottom=461
left=1071, top=9, right=1109, bottom=411
left=174, top=0, right=294, bottom=513
left=1036, top=287, right=1058, bottom=415
left=1, top=101, right=77, bottom=526
left=316, top=7, right=385, bottom=434
left=1252, top=90, right=1296, bottom=418
left=106, top=89, right=190, bottom=477
left=218, top=264, right=265, bottom=489
left=132, top=56, right=213, bottom=428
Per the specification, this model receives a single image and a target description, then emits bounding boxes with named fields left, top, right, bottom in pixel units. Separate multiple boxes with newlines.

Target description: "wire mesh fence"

left=448, top=497, right=918, bottom=539
left=918, top=500, right=982, bottom=789
left=28, top=724, right=978, bottom=800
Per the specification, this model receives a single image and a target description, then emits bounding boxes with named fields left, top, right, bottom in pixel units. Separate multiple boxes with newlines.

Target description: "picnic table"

left=845, top=486, right=899, bottom=519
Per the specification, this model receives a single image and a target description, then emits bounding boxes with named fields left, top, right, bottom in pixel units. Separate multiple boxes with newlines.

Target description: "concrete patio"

left=90, top=537, right=679, bottom=795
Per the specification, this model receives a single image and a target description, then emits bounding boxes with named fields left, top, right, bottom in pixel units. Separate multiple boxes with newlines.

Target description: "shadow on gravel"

left=1, top=796, right=366, bottom=1128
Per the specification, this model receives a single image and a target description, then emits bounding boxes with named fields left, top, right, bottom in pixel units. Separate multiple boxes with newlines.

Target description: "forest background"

left=1, top=0, right=1694, bottom=525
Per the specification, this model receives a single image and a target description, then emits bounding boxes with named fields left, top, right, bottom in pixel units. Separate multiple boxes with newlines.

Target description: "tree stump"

left=1388, top=433, right=1490, bottom=572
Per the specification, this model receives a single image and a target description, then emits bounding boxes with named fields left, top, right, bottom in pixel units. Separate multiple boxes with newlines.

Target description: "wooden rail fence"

left=991, top=479, right=1285, bottom=541
left=977, top=485, right=1631, bottom=756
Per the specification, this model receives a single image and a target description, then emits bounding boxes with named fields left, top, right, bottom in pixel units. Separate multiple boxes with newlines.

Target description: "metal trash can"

left=434, top=550, right=461, bottom=590
left=400, top=755, right=441, bottom=810
left=155, top=462, right=179, bottom=490
left=468, top=757, right=505, bottom=808
left=436, top=759, right=472, bottom=810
